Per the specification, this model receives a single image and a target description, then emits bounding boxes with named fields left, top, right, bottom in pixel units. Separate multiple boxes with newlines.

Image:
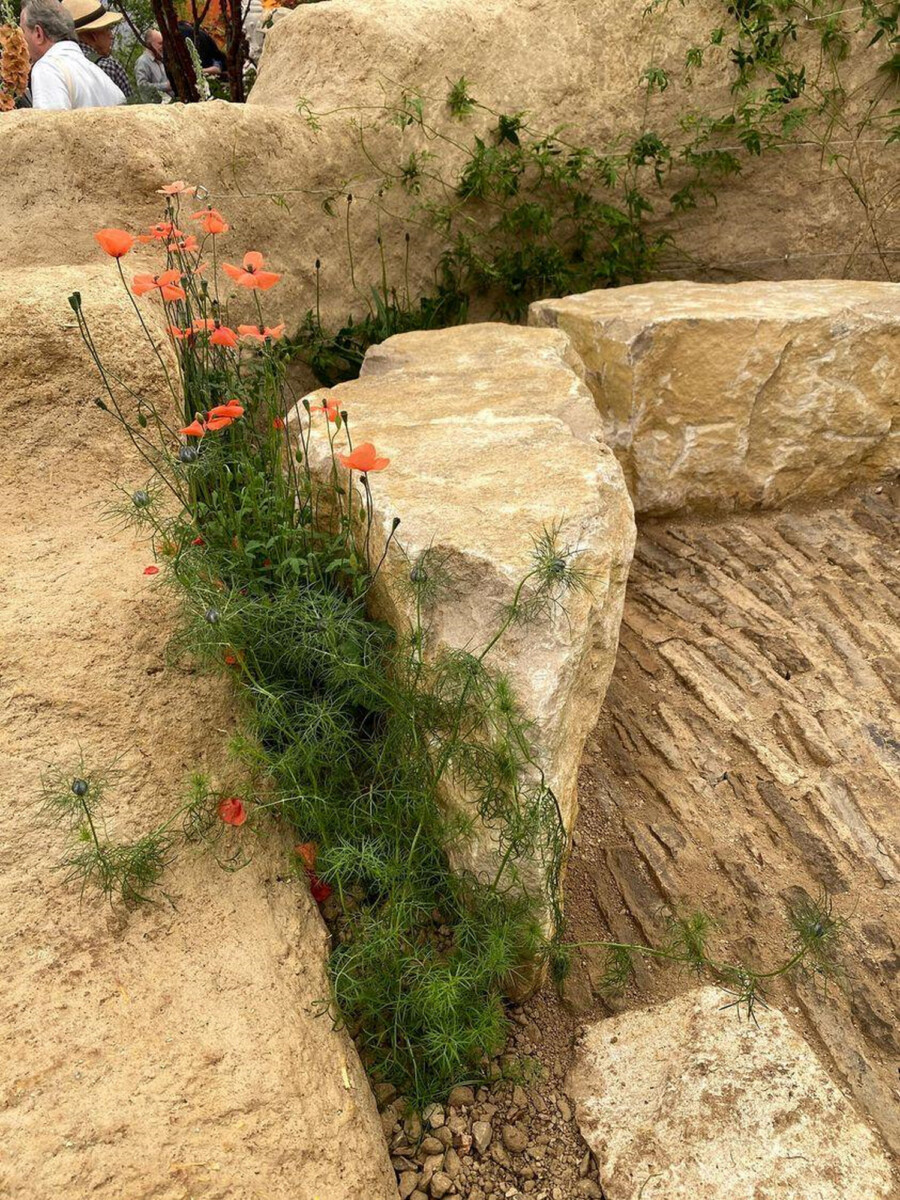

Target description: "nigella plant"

left=39, top=759, right=253, bottom=906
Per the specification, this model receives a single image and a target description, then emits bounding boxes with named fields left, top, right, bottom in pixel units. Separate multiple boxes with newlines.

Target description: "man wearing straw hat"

left=62, top=0, right=133, bottom=99
left=19, top=0, right=126, bottom=108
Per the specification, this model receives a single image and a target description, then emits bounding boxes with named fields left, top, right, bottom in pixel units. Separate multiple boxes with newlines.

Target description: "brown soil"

left=0, top=270, right=395, bottom=1200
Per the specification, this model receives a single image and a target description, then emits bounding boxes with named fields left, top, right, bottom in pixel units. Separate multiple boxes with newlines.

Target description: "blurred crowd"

left=10, top=0, right=272, bottom=109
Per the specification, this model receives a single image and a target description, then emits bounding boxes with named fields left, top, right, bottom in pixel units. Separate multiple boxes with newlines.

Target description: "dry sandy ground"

left=0, top=268, right=395, bottom=1199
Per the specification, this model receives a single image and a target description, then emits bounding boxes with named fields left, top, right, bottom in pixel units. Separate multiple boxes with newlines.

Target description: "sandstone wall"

left=0, top=0, right=895, bottom=346
left=249, top=0, right=897, bottom=287
left=0, top=265, right=396, bottom=1200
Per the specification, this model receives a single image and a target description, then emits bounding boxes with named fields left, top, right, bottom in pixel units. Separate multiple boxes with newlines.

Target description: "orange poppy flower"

left=132, top=269, right=186, bottom=302
left=218, top=797, right=247, bottom=826
left=295, top=841, right=318, bottom=870
left=94, top=227, right=135, bottom=258
left=210, top=325, right=239, bottom=348
left=158, top=180, right=196, bottom=196
left=180, top=418, right=206, bottom=437
left=138, top=221, right=184, bottom=244
left=167, top=234, right=199, bottom=253
left=191, top=207, right=229, bottom=235
left=206, top=401, right=245, bottom=431
left=167, top=324, right=194, bottom=340
left=339, top=442, right=389, bottom=473
left=143, top=565, right=160, bottom=575
left=272, top=416, right=285, bottom=430
left=191, top=535, right=205, bottom=546
left=238, top=322, right=286, bottom=342
left=313, top=396, right=342, bottom=423
left=222, top=251, right=281, bottom=290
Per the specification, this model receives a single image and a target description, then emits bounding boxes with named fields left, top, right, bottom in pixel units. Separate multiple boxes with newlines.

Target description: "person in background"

left=62, top=0, right=132, bottom=99
left=19, top=0, right=126, bottom=109
left=177, top=18, right=226, bottom=79
left=134, top=28, right=172, bottom=101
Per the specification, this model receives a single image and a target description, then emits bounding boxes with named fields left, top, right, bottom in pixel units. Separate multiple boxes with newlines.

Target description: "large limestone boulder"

left=567, top=987, right=895, bottom=1200
left=295, top=323, right=635, bottom=892
left=531, top=280, right=900, bottom=514
left=0, top=266, right=396, bottom=1199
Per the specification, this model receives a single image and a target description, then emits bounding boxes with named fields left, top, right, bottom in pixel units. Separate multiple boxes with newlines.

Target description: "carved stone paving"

left=567, top=479, right=900, bottom=1159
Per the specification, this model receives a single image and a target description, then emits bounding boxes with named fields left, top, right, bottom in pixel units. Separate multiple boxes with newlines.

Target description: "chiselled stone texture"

left=297, top=323, right=635, bottom=886
left=567, top=987, right=894, bottom=1200
left=565, top=482, right=900, bottom=1164
left=530, top=281, right=900, bottom=514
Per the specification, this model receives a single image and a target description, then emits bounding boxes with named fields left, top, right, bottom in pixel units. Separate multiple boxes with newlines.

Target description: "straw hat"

left=62, top=0, right=123, bottom=32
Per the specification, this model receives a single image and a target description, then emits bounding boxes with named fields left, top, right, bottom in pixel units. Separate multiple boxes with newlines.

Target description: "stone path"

left=567, top=481, right=900, bottom=1164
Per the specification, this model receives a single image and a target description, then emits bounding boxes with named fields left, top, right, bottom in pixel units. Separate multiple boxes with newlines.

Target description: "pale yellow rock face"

left=0, top=0, right=895, bottom=340
left=531, top=281, right=900, bottom=514
left=295, top=323, right=636, bottom=888
left=250, top=0, right=895, bottom=288
left=567, top=987, right=895, bottom=1200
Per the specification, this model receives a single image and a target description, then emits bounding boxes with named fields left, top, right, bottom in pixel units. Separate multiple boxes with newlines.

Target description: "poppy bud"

left=71, top=778, right=89, bottom=797
left=205, top=608, right=220, bottom=624
left=138, top=413, right=148, bottom=428
left=315, top=258, right=321, bottom=270
left=179, top=446, right=199, bottom=464
left=132, top=490, right=151, bottom=508
left=94, top=398, right=108, bottom=411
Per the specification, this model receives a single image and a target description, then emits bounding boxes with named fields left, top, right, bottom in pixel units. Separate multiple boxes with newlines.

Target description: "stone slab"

left=531, top=280, right=900, bottom=514
left=566, top=986, right=895, bottom=1200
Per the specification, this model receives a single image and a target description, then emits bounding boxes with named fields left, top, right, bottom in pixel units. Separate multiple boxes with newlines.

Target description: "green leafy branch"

left=559, top=892, right=846, bottom=1020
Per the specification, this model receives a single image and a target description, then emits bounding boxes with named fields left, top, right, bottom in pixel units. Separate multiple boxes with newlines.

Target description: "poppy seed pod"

left=71, top=778, right=89, bottom=797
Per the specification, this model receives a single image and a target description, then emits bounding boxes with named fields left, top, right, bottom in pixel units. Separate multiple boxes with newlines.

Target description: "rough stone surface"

left=566, top=987, right=895, bottom=1200
left=250, top=0, right=895, bottom=284
left=296, top=323, right=635, bottom=883
left=0, top=267, right=395, bottom=1199
left=531, top=280, right=900, bottom=514
left=0, top=1, right=895, bottom=342
left=566, top=482, right=900, bottom=1164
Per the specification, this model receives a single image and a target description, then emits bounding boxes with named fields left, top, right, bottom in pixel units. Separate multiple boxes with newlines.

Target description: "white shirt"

left=31, top=40, right=126, bottom=110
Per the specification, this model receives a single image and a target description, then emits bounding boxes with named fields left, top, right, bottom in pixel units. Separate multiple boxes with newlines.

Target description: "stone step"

left=531, top=280, right=900, bottom=515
